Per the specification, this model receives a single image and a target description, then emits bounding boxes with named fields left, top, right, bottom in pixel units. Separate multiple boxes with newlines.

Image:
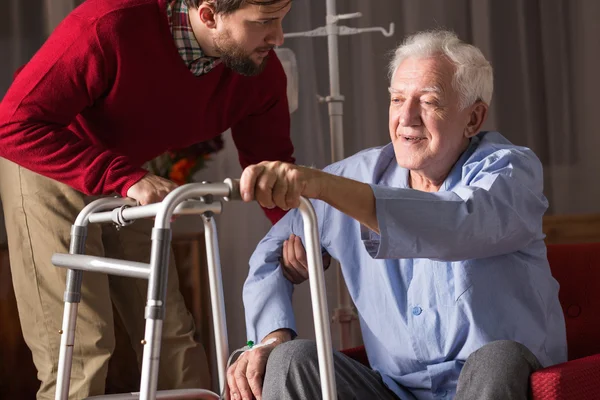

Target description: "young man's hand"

left=281, top=234, right=331, bottom=284
left=227, top=329, right=293, bottom=400
left=126, top=173, right=178, bottom=205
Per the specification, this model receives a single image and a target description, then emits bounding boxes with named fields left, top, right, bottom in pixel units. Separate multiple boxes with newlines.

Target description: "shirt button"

left=412, top=306, right=422, bottom=316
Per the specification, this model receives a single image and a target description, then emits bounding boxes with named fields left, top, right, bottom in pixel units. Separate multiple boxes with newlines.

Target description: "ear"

left=198, top=3, right=217, bottom=29
left=464, top=101, right=488, bottom=138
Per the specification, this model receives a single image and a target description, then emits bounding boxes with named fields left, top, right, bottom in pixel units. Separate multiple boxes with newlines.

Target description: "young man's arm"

left=0, top=13, right=155, bottom=200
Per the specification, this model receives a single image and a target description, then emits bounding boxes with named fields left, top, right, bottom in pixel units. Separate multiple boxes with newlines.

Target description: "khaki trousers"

left=0, top=158, right=210, bottom=399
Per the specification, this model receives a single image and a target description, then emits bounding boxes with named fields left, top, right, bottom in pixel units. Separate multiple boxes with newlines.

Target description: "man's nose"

left=266, top=22, right=284, bottom=47
left=399, top=99, right=421, bottom=127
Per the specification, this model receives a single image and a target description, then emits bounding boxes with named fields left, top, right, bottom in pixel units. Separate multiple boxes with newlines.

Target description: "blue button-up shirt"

left=243, top=131, right=567, bottom=399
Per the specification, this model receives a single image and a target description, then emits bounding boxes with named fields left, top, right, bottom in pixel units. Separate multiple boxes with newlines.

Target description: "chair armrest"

left=531, top=354, right=600, bottom=399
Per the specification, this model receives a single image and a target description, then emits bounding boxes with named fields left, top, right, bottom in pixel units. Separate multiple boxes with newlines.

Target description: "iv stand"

left=284, top=0, right=394, bottom=349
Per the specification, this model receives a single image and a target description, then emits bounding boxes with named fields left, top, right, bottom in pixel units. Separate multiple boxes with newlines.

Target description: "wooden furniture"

left=543, top=214, right=600, bottom=245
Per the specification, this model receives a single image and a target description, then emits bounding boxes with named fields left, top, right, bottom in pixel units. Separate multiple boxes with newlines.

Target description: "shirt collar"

left=167, top=0, right=221, bottom=75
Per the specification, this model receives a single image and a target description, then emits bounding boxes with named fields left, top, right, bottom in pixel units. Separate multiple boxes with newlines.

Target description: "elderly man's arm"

left=240, top=161, right=379, bottom=233
left=241, top=145, right=547, bottom=262
left=243, top=223, right=298, bottom=343
left=362, top=147, right=547, bottom=261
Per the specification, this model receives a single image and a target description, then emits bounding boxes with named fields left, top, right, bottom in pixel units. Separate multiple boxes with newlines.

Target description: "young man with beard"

left=0, top=0, right=293, bottom=398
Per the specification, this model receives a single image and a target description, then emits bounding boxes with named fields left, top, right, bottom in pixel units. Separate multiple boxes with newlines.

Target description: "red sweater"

left=0, top=0, right=293, bottom=223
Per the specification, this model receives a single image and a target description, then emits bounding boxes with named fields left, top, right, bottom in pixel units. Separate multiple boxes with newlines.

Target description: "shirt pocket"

left=431, top=260, right=473, bottom=306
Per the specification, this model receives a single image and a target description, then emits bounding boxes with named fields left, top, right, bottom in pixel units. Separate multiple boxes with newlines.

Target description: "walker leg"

left=202, top=214, right=229, bottom=397
left=55, top=225, right=88, bottom=400
left=139, top=227, right=172, bottom=400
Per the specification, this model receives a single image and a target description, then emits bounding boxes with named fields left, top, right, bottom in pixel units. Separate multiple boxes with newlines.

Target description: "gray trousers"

left=263, top=339, right=542, bottom=400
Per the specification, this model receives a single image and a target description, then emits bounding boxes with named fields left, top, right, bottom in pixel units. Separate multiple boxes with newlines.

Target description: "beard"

left=214, top=30, right=271, bottom=76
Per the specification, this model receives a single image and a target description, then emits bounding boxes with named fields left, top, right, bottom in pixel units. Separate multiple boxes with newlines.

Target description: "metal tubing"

left=57, top=188, right=234, bottom=400
left=86, top=388, right=220, bottom=399
left=298, top=198, right=337, bottom=400
left=55, top=302, right=78, bottom=400
left=283, top=1, right=394, bottom=350
left=138, top=228, right=172, bottom=400
left=139, top=319, right=163, bottom=400
left=202, top=215, right=229, bottom=395
left=146, top=229, right=172, bottom=319
left=56, top=224, right=89, bottom=400
left=58, top=198, right=144, bottom=399
left=75, top=197, right=136, bottom=226
left=325, top=0, right=354, bottom=350
left=52, top=254, right=151, bottom=280
left=88, top=201, right=222, bottom=225
left=154, top=183, right=232, bottom=229
left=69, top=225, right=87, bottom=254
left=133, top=181, right=236, bottom=399
left=326, top=0, right=345, bottom=163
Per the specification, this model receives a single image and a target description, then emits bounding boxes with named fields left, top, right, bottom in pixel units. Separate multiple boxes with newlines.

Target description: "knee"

left=472, top=340, right=532, bottom=360
left=466, top=340, right=541, bottom=373
left=266, top=339, right=319, bottom=372
left=262, top=340, right=319, bottom=400
left=265, top=339, right=321, bottom=384
left=457, top=341, right=541, bottom=400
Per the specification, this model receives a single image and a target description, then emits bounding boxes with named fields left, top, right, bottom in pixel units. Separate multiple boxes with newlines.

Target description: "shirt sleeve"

left=0, top=14, right=147, bottom=197
left=230, top=51, right=295, bottom=225
left=362, top=147, right=548, bottom=261
left=243, top=198, right=328, bottom=343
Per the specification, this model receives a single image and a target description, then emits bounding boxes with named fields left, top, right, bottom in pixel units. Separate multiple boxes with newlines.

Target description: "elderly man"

left=228, top=30, right=567, bottom=400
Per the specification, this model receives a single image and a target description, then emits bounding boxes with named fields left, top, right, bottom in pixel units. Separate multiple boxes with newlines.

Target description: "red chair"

left=341, top=242, right=600, bottom=399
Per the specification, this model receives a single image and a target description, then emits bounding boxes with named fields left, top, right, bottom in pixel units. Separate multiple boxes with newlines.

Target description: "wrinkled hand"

left=281, top=234, right=332, bottom=284
left=126, top=173, right=178, bottom=205
left=226, top=340, right=278, bottom=400
left=239, top=161, right=324, bottom=210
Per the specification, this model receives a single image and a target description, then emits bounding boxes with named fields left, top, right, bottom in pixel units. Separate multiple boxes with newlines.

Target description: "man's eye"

left=256, top=20, right=270, bottom=25
left=391, top=98, right=403, bottom=104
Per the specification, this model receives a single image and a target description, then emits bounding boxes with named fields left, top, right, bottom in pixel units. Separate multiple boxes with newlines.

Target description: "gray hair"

left=388, top=30, right=493, bottom=109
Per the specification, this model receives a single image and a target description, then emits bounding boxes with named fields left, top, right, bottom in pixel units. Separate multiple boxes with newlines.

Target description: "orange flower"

left=169, top=158, right=197, bottom=185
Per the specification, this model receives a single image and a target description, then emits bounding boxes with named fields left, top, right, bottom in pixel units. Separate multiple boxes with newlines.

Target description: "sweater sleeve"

left=230, top=51, right=295, bottom=224
left=0, top=14, right=147, bottom=196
